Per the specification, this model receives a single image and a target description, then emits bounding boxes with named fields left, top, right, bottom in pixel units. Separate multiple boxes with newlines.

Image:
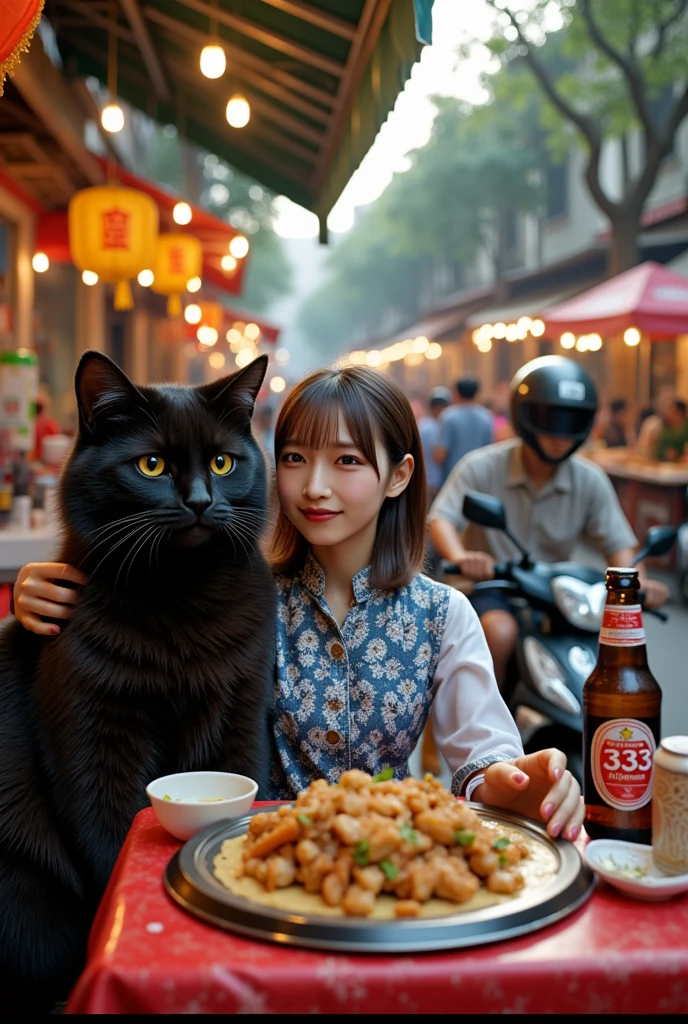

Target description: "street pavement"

left=410, top=558, right=688, bottom=788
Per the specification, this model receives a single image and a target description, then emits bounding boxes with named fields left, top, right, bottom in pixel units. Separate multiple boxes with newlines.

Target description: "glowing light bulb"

left=560, top=332, right=575, bottom=349
left=199, top=44, right=226, bottom=79
left=32, top=252, right=49, bottom=273
left=184, top=303, right=202, bottom=324
left=226, top=94, right=250, bottom=128
left=624, top=327, right=641, bottom=346
left=229, top=235, right=249, bottom=259
left=530, top=319, right=546, bottom=337
left=197, top=325, right=218, bottom=346
left=173, top=202, right=192, bottom=226
left=82, top=270, right=99, bottom=286
left=235, top=347, right=257, bottom=368
left=221, top=254, right=237, bottom=272
left=425, top=342, right=442, bottom=360
left=270, top=376, right=286, bottom=394
left=275, top=348, right=290, bottom=364
left=208, top=351, right=226, bottom=369
left=101, top=103, right=124, bottom=133
left=244, top=322, right=260, bottom=340
left=186, top=276, right=202, bottom=293
left=137, top=269, right=154, bottom=287
left=366, top=350, right=382, bottom=367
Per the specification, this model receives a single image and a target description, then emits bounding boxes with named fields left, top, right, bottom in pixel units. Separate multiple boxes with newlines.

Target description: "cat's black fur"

left=0, top=351, right=276, bottom=999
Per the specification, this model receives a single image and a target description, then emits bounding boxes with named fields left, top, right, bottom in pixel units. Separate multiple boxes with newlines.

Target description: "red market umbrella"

left=541, top=261, right=688, bottom=340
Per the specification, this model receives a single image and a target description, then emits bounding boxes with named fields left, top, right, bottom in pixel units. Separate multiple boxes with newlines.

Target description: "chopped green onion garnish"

left=499, top=853, right=508, bottom=868
left=163, top=794, right=171, bottom=801
left=353, top=840, right=370, bottom=866
left=399, top=824, right=418, bottom=844
left=297, top=813, right=312, bottom=826
left=456, top=830, right=475, bottom=847
left=371, top=767, right=394, bottom=783
left=493, top=837, right=511, bottom=850
left=380, top=860, right=398, bottom=881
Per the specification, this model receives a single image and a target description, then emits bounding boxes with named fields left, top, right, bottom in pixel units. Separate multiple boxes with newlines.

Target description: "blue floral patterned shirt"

left=269, top=552, right=522, bottom=800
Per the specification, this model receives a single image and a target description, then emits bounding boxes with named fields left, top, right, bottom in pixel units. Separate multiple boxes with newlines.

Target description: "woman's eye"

left=138, top=455, right=165, bottom=477
left=210, top=453, right=234, bottom=476
left=282, top=452, right=304, bottom=463
left=338, top=455, right=361, bottom=465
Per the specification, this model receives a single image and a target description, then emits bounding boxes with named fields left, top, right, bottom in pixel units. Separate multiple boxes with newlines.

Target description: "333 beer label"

left=599, top=604, right=645, bottom=647
left=590, top=718, right=657, bottom=811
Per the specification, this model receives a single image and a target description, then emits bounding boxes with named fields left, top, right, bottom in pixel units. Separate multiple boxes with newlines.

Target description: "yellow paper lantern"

left=68, top=184, right=158, bottom=310
left=151, top=233, right=203, bottom=317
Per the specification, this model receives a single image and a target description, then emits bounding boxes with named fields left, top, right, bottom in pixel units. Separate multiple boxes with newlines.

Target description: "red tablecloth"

left=65, top=806, right=688, bottom=1014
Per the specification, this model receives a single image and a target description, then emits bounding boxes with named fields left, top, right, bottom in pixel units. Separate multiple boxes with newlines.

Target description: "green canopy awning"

left=49, top=0, right=435, bottom=236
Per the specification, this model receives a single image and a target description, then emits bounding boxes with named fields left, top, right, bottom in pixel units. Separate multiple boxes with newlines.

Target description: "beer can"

left=652, top=736, right=688, bottom=876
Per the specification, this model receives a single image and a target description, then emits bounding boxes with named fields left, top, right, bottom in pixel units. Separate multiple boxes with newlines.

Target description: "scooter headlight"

left=551, top=575, right=606, bottom=631
left=523, top=636, right=582, bottom=716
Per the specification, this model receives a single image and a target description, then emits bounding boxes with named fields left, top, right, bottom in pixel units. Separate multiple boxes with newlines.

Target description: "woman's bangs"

left=277, top=376, right=379, bottom=472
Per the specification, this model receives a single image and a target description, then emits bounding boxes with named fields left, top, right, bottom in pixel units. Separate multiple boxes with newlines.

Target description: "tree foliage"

left=480, top=0, right=688, bottom=271
left=298, top=85, right=544, bottom=356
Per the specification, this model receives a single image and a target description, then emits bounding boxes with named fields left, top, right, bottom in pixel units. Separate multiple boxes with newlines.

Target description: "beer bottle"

left=582, top=567, right=661, bottom=844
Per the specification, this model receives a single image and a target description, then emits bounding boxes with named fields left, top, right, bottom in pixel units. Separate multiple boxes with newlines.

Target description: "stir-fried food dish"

left=238, top=771, right=530, bottom=918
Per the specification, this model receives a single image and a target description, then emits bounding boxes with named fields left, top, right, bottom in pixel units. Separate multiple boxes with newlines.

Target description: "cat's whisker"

left=89, top=522, right=155, bottom=579
left=123, top=525, right=159, bottom=590
left=221, top=522, right=253, bottom=565
left=81, top=509, right=156, bottom=543
left=79, top=514, right=157, bottom=564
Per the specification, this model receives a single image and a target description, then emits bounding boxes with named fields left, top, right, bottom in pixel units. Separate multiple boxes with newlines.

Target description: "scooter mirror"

left=463, top=491, right=508, bottom=531
left=633, top=524, right=678, bottom=564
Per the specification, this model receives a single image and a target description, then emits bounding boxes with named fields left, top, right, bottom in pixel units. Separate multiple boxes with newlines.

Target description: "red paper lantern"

left=0, top=0, right=45, bottom=96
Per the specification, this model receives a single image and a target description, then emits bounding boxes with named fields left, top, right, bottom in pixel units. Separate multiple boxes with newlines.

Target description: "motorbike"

left=440, top=490, right=677, bottom=785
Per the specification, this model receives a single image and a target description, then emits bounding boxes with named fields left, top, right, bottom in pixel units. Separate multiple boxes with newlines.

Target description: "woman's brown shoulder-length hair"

left=268, top=365, right=427, bottom=590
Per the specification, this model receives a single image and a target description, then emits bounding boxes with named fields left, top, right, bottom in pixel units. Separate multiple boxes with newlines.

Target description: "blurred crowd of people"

left=416, top=380, right=688, bottom=495
left=592, top=389, right=688, bottom=463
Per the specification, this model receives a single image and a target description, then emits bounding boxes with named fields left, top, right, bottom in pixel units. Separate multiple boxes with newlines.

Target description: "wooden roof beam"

left=257, top=0, right=356, bottom=41
left=312, top=0, right=392, bottom=192
left=143, top=6, right=336, bottom=108
left=119, top=0, right=171, bottom=102
left=58, top=0, right=135, bottom=43
left=174, top=0, right=345, bottom=78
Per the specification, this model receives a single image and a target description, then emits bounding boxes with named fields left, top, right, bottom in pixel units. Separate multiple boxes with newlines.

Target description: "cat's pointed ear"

left=199, top=354, right=268, bottom=421
left=76, top=351, right=144, bottom=433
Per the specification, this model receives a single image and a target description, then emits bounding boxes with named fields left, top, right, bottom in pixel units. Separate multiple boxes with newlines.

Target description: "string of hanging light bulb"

left=101, top=0, right=124, bottom=133
left=198, top=0, right=250, bottom=128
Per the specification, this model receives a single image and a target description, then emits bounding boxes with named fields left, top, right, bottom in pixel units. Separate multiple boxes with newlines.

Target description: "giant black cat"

left=0, top=351, right=276, bottom=1001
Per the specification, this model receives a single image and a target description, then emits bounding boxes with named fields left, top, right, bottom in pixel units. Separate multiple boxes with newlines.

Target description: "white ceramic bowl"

left=584, top=839, right=688, bottom=901
left=146, top=771, right=258, bottom=841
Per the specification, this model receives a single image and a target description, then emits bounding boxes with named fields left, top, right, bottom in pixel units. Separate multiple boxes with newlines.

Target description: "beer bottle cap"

left=605, top=567, right=639, bottom=587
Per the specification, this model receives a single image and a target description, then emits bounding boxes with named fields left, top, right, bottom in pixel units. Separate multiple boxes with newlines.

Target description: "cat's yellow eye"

left=210, top=453, right=234, bottom=476
left=138, top=455, right=166, bottom=477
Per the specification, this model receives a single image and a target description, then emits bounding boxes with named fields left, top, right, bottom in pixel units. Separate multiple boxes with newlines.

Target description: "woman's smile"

left=299, top=507, right=342, bottom=522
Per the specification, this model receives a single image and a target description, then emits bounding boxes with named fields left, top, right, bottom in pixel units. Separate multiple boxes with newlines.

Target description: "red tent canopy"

left=541, top=261, right=688, bottom=340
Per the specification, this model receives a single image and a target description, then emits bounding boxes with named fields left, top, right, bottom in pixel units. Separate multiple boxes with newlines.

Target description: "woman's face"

left=276, top=412, right=410, bottom=550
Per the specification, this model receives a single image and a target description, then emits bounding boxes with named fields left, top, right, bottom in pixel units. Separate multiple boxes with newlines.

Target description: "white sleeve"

left=431, top=588, right=524, bottom=796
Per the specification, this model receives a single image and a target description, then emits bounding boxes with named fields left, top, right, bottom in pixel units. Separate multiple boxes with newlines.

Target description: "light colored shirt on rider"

left=428, top=438, right=637, bottom=563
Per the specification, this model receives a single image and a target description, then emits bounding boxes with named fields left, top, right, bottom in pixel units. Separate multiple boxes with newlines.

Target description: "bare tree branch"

left=653, top=0, right=688, bottom=58
left=491, top=4, right=616, bottom=219
left=580, top=0, right=655, bottom=145
left=633, top=83, right=688, bottom=205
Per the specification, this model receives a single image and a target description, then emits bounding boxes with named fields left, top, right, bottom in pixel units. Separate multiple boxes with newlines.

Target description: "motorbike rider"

left=428, top=355, right=670, bottom=690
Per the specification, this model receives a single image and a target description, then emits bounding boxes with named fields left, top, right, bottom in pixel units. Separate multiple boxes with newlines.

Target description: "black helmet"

left=510, top=355, right=597, bottom=464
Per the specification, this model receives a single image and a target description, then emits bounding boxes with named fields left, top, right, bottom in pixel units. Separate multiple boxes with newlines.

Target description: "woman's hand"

left=13, top=562, right=87, bottom=636
left=472, top=748, right=583, bottom=842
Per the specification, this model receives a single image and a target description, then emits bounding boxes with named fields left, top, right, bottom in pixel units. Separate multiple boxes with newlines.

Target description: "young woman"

left=13, top=365, right=584, bottom=842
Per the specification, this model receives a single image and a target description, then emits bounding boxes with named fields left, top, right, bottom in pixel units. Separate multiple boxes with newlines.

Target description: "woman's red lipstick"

left=299, top=508, right=341, bottom=522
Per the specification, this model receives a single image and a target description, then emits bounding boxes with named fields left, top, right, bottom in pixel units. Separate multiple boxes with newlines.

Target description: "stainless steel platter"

left=164, top=803, right=595, bottom=953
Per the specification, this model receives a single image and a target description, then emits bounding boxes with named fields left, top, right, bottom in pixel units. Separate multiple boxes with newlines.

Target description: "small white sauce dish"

left=146, top=770, right=258, bottom=841
left=584, top=839, right=688, bottom=901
